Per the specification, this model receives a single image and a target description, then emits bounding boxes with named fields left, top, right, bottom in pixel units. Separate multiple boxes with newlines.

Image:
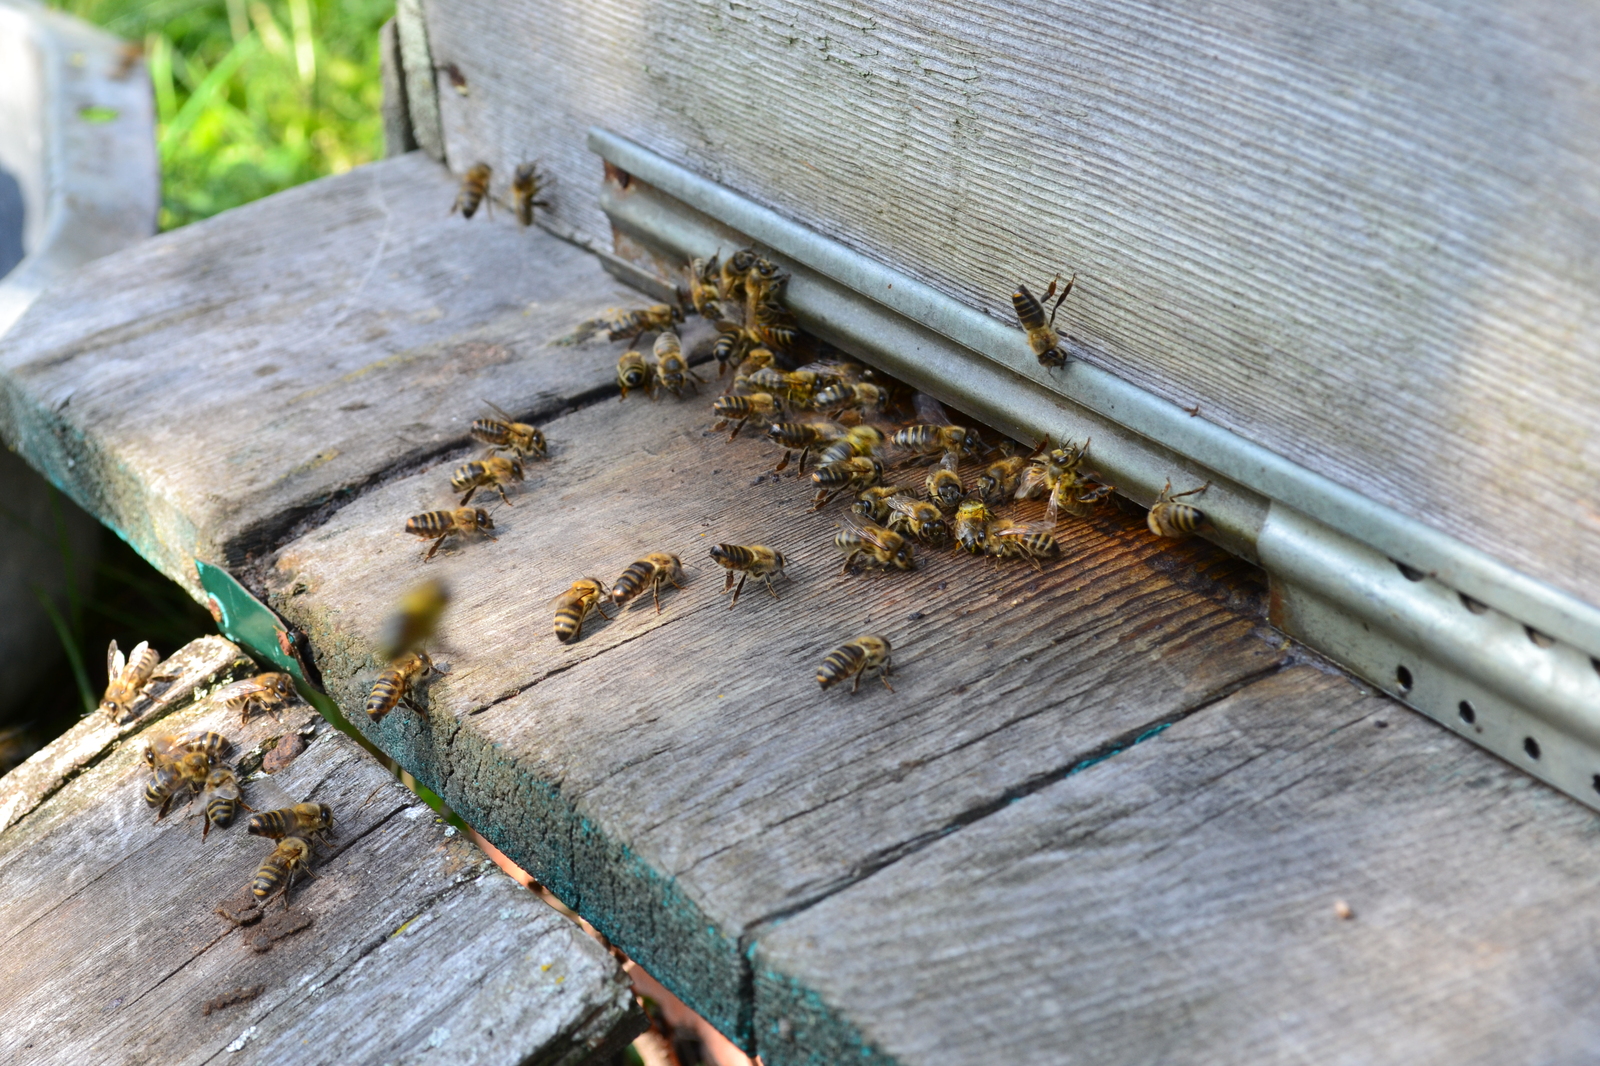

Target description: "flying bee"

left=471, top=400, right=547, bottom=459
left=100, top=639, right=160, bottom=721
left=366, top=650, right=434, bottom=723
left=451, top=163, right=492, bottom=219
left=249, top=802, right=334, bottom=848
left=215, top=672, right=295, bottom=726
left=811, top=456, right=884, bottom=510
left=817, top=635, right=894, bottom=693
left=610, top=553, right=685, bottom=614
left=404, top=507, right=496, bottom=561
left=712, top=392, right=782, bottom=440
left=976, top=456, right=1030, bottom=507
left=617, top=349, right=650, bottom=400
left=1148, top=480, right=1210, bottom=538
left=768, top=421, right=845, bottom=473
left=1047, top=477, right=1117, bottom=522
left=1013, top=273, right=1075, bottom=368
left=818, top=425, right=886, bottom=467
left=813, top=381, right=889, bottom=416
left=686, top=255, right=724, bottom=319
left=651, top=330, right=701, bottom=399
left=197, top=768, right=251, bottom=841
left=892, top=424, right=982, bottom=463
left=852, top=485, right=905, bottom=524
left=986, top=520, right=1061, bottom=571
left=955, top=498, right=996, bottom=554
left=709, top=544, right=789, bottom=608
left=834, top=514, right=916, bottom=574
left=720, top=249, right=757, bottom=303
left=451, top=455, right=523, bottom=506
left=883, top=494, right=951, bottom=547
left=552, top=578, right=614, bottom=643
left=926, top=452, right=964, bottom=512
left=511, top=162, right=549, bottom=226
left=251, top=837, right=313, bottom=906
left=377, top=578, right=448, bottom=661
left=553, top=304, right=683, bottom=347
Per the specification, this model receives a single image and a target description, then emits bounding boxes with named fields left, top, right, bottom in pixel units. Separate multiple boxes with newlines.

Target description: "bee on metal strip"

left=1147, top=480, right=1210, bottom=538
left=610, top=553, right=685, bottom=614
left=452, top=163, right=492, bottom=219
left=404, top=507, right=496, bottom=561
left=709, top=544, right=789, bottom=609
left=1012, top=272, right=1075, bottom=368
left=817, top=635, right=894, bottom=693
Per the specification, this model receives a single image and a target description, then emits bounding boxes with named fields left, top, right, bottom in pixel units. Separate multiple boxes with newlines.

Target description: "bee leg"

left=459, top=486, right=478, bottom=506
left=762, top=575, right=781, bottom=601
left=878, top=662, right=895, bottom=693
left=774, top=451, right=791, bottom=473
left=722, top=570, right=735, bottom=593
left=1171, top=481, right=1212, bottom=500
left=595, top=599, right=615, bottom=621
left=495, top=485, right=514, bottom=507
left=202, top=815, right=212, bottom=842
left=425, top=534, right=449, bottom=561
left=652, top=582, right=663, bottom=614
left=728, top=418, right=747, bottom=441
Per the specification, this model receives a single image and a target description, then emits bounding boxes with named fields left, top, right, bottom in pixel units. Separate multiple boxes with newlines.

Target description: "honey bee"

left=986, top=520, right=1061, bottom=570
left=511, top=162, right=549, bottom=226
left=709, top=544, right=789, bottom=608
left=101, top=639, right=160, bottom=721
left=471, top=400, right=547, bottom=459
left=883, top=494, right=951, bottom=547
left=554, top=304, right=684, bottom=347
left=817, top=425, right=885, bottom=467
left=746, top=256, right=787, bottom=306
left=712, top=323, right=752, bottom=375
left=405, top=507, right=496, bottom=561
left=366, top=650, right=434, bottom=722
left=751, top=300, right=800, bottom=353
left=712, top=392, right=782, bottom=440
left=144, top=729, right=228, bottom=772
left=767, top=421, right=845, bottom=473
left=926, top=452, right=964, bottom=512
left=377, top=578, right=449, bottom=662
left=892, top=424, right=982, bottom=463
left=610, top=553, right=685, bottom=614
left=851, top=485, right=905, bottom=524
left=553, top=578, right=614, bottom=643
left=813, top=381, right=889, bottom=416
left=617, top=349, right=650, bottom=400
left=817, top=635, right=894, bottom=693
left=686, top=255, right=725, bottom=319
left=251, top=837, right=313, bottom=906
left=146, top=749, right=213, bottom=818
left=811, top=456, right=884, bottom=510
left=249, top=802, right=334, bottom=848
left=1148, top=480, right=1210, bottom=538
left=451, top=455, right=524, bottom=506
left=652, top=330, right=701, bottom=399
left=1046, top=477, right=1117, bottom=522
left=197, top=768, right=251, bottom=841
left=975, top=457, right=1030, bottom=507
left=452, top=163, right=492, bottom=219
left=955, top=498, right=996, bottom=554
left=732, top=348, right=776, bottom=378
left=1012, top=273, right=1075, bottom=368
left=719, top=249, right=757, bottom=304
left=743, top=366, right=790, bottom=395
left=834, top=515, right=916, bottom=574
left=215, top=672, right=295, bottom=726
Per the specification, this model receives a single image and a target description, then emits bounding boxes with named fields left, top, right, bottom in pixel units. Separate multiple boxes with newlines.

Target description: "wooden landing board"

left=752, top=664, right=1600, bottom=1066
left=0, top=638, right=642, bottom=1066
left=0, top=152, right=651, bottom=600
left=263, top=381, right=1288, bottom=1044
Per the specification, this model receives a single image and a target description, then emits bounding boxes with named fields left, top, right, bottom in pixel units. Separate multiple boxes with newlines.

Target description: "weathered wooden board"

left=0, top=637, right=643, bottom=1065
left=263, top=384, right=1288, bottom=1043
left=751, top=664, right=1600, bottom=1066
left=417, top=0, right=1600, bottom=611
left=0, top=151, right=653, bottom=599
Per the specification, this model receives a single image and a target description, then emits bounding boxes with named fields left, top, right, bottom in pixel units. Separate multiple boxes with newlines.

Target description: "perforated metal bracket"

left=586, top=127, right=1600, bottom=813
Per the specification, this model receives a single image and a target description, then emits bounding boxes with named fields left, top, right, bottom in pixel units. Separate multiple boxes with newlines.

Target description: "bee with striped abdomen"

left=215, top=672, right=294, bottom=726
left=405, top=507, right=496, bottom=561
left=817, top=635, right=894, bottom=693
left=834, top=515, right=916, bottom=574
left=811, top=456, right=883, bottom=511
left=451, top=456, right=523, bottom=507
left=767, top=421, right=845, bottom=474
left=652, top=330, right=701, bottom=399
left=610, top=553, right=685, bottom=614
left=197, top=768, right=250, bottom=841
left=101, top=639, right=160, bottom=721
left=817, top=426, right=885, bottom=467
left=553, top=578, right=613, bottom=643
left=884, top=494, right=951, bottom=547
left=709, top=544, right=789, bottom=609
left=751, top=301, right=799, bottom=353
left=976, top=456, right=1030, bottom=507
left=511, top=162, right=549, bottom=226
left=471, top=401, right=547, bottom=460
left=892, top=424, right=981, bottom=464
left=554, top=304, right=683, bottom=347
left=986, top=520, right=1060, bottom=571
left=813, top=381, right=889, bottom=416
left=1013, top=273, right=1075, bottom=368
left=617, top=349, right=650, bottom=400
left=712, top=392, right=782, bottom=440
left=1148, top=480, right=1209, bottom=538
left=720, top=249, right=757, bottom=304
left=249, top=802, right=334, bottom=848
left=1047, top=477, right=1116, bottom=522
left=926, top=452, right=964, bottom=512
left=711, top=321, right=751, bottom=375
left=366, top=651, right=434, bottom=723
left=251, top=837, right=313, bottom=906
left=955, top=498, right=996, bottom=554
left=452, top=163, right=492, bottom=219
left=145, top=748, right=213, bottom=818
left=687, top=255, right=724, bottom=319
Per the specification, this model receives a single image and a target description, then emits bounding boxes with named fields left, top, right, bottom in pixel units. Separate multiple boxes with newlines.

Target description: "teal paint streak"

left=752, top=964, right=899, bottom=1066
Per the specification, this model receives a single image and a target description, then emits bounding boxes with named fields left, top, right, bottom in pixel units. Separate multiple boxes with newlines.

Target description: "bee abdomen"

left=1012, top=285, right=1046, bottom=329
left=610, top=560, right=653, bottom=605
left=1150, top=503, right=1205, bottom=538
left=710, top=544, right=754, bottom=568
left=366, top=670, right=404, bottom=721
left=817, top=644, right=866, bottom=689
left=470, top=419, right=510, bottom=446
left=250, top=859, right=287, bottom=899
left=553, top=604, right=587, bottom=643
left=206, top=796, right=240, bottom=829
left=405, top=511, right=455, bottom=536
left=248, top=809, right=292, bottom=839
left=450, top=462, right=487, bottom=492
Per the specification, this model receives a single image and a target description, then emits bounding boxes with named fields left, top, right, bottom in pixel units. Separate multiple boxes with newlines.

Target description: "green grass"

left=52, top=0, right=393, bottom=229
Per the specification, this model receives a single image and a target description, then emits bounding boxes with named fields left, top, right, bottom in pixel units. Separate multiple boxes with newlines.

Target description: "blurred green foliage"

left=52, top=0, right=393, bottom=229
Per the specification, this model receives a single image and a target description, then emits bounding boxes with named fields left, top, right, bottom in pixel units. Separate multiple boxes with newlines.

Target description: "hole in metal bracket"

left=1395, top=561, right=1426, bottom=582
left=1458, top=700, right=1476, bottom=724
left=1395, top=665, right=1414, bottom=694
left=1524, top=736, right=1542, bottom=759
left=1526, top=627, right=1557, bottom=648
left=1459, top=593, right=1489, bottom=614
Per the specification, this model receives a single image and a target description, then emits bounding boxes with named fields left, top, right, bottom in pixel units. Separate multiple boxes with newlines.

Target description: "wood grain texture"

left=262, top=384, right=1287, bottom=1044
left=0, top=152, right=651, bottom=600
left=0, top=638, right=643, bottom=1066
left=752, top=664, right=1600, bottom=1066
left=419, top=0, right=1600, bottom=610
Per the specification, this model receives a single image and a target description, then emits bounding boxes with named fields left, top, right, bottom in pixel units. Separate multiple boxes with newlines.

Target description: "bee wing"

left=839, top=513, right=900, bottom=549
left=912, top=392, right=949, bottom=424
left=1015, top=466, right=1047, bottom=500
left=480, top=398, right=515, bottom=421
left=883, top=493, right=920, bottom=516
left=125, top=641, right=150, bottom=678
left=106, top=639, right=123, bottom=680
left=938, top=450, right=960, bottom=473
left=991, top=519, right=1057, bottom=537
